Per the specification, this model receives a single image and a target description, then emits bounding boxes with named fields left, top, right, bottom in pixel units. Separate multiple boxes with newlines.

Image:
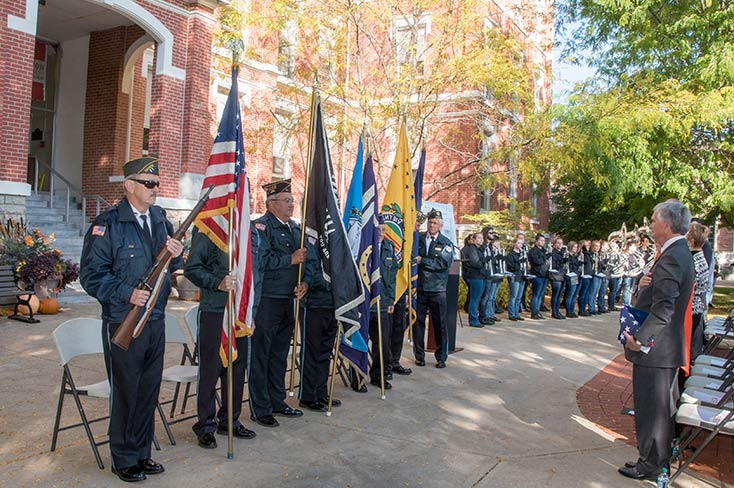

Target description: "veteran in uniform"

left=248, top=180, right=310, bottom=427
left=80, top=157, right=183, bottom=483
left=414, top=209, right=454, bottom=368
left=370, top=217, right=399, bottom=387
left=183, top=221, right=266, bottom=448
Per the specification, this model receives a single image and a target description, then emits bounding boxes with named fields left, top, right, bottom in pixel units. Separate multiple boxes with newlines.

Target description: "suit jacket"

left=627, top=238, right=694, bottom=368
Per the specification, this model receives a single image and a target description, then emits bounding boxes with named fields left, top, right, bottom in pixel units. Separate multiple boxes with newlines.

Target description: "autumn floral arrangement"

left=0, top=218, right=79, bottom=292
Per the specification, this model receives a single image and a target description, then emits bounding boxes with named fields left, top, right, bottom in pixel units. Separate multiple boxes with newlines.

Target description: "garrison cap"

left=427, top=209, right=442, bottom=220
left=123, top=156, right=159, bottom=177
left=416, top=210, right=427, bottom=224
left=263, top=179, right=292, bottom=197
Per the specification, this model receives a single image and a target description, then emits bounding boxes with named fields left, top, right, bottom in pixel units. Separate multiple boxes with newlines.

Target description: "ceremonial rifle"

left=112, top=185, right=215, bottom=350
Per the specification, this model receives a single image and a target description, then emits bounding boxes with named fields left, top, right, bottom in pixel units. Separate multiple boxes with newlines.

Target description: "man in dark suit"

left=619, top=199, right=694, bottom=481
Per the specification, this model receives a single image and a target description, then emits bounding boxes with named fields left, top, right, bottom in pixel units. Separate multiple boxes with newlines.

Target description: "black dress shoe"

left=197, top=432, right=217, bottom=449
left=531, top=314, right=542, bottom=320
left=579, top=311, right=590, bottom=317
left=517, top=316, right=525, bottom=321
left=385, top=372, right=393, bottom=381
left=509, top=317, right=518, bottom=321
left=567, top=313, right=578, bottom=318
left=272, top=407, right=303, bottom=417
left=415, top=359, right=426, bottom=366
left=624, top=461, right=637, bottom=468
left=351, top=382, right=368, bottom=393
left=393, top=365, right=412, bottom=375
left=618, top=466, right=657, bottom=481
left=137, top=459, right=164, bottom=475
left=435, top=361, right=446, bottom=369
left=112, top=465, right=147, bottom=482
left=370, top=379, right=392, bottom=389
left=491, top=317, right=501, bottom=322
left=217, top=424, right=257, bottom=439
left=299, top=400, right=328, bottom=412
left=318, top=397, right=342, bottom=407
left=250, top=415, right=279, bottom=427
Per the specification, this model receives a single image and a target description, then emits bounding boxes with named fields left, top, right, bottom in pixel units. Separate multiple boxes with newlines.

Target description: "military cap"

left=416, top=210, right=427, bottom=224
left=263, top=179, right=292, bottom=197
left=427, top=209, right=442, bottom=220
left=123, top=156, right=159, bottom=177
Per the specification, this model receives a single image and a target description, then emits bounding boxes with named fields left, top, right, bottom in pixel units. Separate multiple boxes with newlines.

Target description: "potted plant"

left=0, top=219, right=80, bottom=314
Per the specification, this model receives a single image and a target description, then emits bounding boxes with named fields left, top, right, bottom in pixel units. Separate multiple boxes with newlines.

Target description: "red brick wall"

left=82, top=26, right=147, bottom=208
left=0, top=2, right=35, bottom=184
left=181, top=16, right=214, bottom=174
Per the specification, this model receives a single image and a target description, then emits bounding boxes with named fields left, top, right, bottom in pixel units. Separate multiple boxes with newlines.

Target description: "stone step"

left=26, top=214, right=87, bottom=226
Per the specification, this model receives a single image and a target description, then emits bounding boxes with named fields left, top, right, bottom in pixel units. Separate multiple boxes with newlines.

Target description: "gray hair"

left=654, top=199, right=691, bottom=235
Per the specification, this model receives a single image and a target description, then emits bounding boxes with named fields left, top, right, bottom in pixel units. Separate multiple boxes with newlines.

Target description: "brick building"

left=0, top=0, right=553, bottom=234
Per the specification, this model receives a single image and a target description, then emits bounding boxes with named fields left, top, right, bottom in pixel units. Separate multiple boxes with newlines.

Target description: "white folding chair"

left=160, top=315, right=198, bottom=429
left=671, top=397, right=734, bottom=482
left=50, top=318, right=110, bottom=469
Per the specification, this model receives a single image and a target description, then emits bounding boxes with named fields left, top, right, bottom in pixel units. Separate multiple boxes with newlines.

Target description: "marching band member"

left=549, top=237, right=567, bottom=320
left=565, top=241, right=581, bottom=318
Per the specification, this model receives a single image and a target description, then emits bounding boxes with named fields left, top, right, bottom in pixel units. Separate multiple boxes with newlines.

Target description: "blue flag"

left=409, top=148, right=426, bottom=327
left=340, top=154, right=380, bottom=375
left=618, top=305, right=649, bottom=345
left=343, top=135, right=364, bottom=260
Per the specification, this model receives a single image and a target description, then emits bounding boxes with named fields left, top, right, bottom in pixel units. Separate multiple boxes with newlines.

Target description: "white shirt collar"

left=129, top=202, right=150, bottom=226
left=659, top=235, right=686, bottom=255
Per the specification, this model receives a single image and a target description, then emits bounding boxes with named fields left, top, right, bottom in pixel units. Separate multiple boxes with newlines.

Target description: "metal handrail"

left=32, top=158, right=111, bottom=222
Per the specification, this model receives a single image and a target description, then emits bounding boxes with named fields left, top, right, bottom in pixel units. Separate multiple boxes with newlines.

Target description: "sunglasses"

left=129, top=178, right=160, bottom=189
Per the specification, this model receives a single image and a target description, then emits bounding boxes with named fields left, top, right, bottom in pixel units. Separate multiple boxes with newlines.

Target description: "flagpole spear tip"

left=381, top=395, right=386, bottom=400
left=289, top=391, right=295, bottom=397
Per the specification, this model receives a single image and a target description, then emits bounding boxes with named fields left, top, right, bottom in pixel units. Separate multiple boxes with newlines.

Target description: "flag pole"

left=326, top=323, right=343, bottom=417
left=226, top=206, right=235, bottom=459
left=375, top=296, right=386, bottom=400
left=288, top=78, right=319, bottom=396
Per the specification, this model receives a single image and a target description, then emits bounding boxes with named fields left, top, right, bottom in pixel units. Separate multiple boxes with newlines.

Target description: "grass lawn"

left=711, top=286, right=734, bottom=316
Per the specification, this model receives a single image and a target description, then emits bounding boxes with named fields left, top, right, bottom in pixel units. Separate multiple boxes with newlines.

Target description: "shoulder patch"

left=255, top=223, right=266, bottom=231
left=92, top=225, right=106, bottom=236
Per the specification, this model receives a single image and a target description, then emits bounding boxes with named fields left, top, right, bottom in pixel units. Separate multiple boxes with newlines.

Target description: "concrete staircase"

left=25, top=192, right=89, bottom=265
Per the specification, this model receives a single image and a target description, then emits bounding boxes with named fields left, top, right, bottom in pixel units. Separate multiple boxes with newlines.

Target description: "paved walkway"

left=0, top=300, right=729, bottom=487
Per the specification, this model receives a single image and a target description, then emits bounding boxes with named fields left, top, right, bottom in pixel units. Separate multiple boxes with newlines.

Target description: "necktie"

left=427, top=236, right=433, bottom=249
left=141, top=214, right=153, bottom=248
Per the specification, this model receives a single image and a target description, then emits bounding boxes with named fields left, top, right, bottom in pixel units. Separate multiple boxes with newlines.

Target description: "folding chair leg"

left=153, top=434, right=161, bottom=451
left=170, top=383, right=182, bottom=418
left=50, top=372, right=67, bottom=452
left=156, top=403, right=176, bottom=445
left=67, top=371, right=105, bottom=469
left=181, top=383, right=192, bottom=415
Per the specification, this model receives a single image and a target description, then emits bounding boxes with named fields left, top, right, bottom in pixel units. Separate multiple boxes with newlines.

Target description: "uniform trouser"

left=103, top=318, right=165, bottom=470
left=369, top=308, right=393, bottom=382
left=588, top=277, right=602, bottom=312
left=530, top=277, right=547, bottom=315
left=193, top=310, right=248, bottom=436
left=413, top=291, right=448, bottom=363
left=480, top=279, right=500, bottom=320
left=607, top=277, right=622, bottom=310
left=249, top=297, right=294, bottom=417
left=578, top=277, right=592, bottom=313
left=597, top=277, right=609, bottom=312
left=622, top=276, right=636, bottom=307
left=466, top=278, right=486, bottom=325
left=550, top=280, right=564, bottom=315
left=632, top=364, right=678, bottom=477
left=300, top=308, right=338, bottom=403
left=389, top=293, right=408, bottom=368
left=564, top=279, right=579, bottom=315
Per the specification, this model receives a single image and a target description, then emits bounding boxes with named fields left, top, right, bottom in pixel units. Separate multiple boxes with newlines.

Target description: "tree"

left=514, top=0, right=734, bottom=233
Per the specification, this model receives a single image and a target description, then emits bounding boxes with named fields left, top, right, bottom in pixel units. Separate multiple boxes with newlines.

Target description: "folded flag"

left=618, top=305, right=649, bottom=346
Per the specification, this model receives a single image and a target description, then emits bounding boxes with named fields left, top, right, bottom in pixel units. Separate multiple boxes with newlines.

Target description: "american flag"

left=194, top=68, right=254, bottom=367
left=618, top=305, right=649, bottom=346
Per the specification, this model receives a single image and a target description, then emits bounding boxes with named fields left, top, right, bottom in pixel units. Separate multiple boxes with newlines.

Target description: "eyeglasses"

left=129, top=178, right=160, bottom=189
left=272, top=197, right=295, bottom=203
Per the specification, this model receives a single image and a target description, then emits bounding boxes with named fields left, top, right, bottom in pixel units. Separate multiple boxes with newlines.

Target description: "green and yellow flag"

left=381, top=121, right=416, bottom=303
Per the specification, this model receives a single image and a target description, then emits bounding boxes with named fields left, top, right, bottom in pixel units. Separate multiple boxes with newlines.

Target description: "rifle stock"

left=112, top=185, right=214, bottom=350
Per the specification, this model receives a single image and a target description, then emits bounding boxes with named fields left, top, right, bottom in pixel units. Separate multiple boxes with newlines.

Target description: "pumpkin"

left=16, top=294, right=40, bottom=315
left=38, top=297, right=60, bottom=315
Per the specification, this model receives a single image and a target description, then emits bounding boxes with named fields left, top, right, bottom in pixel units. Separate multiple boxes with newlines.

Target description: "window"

left=278, top=19, right=297, bottom=78
left=394, top=14, right=430, bottom=77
